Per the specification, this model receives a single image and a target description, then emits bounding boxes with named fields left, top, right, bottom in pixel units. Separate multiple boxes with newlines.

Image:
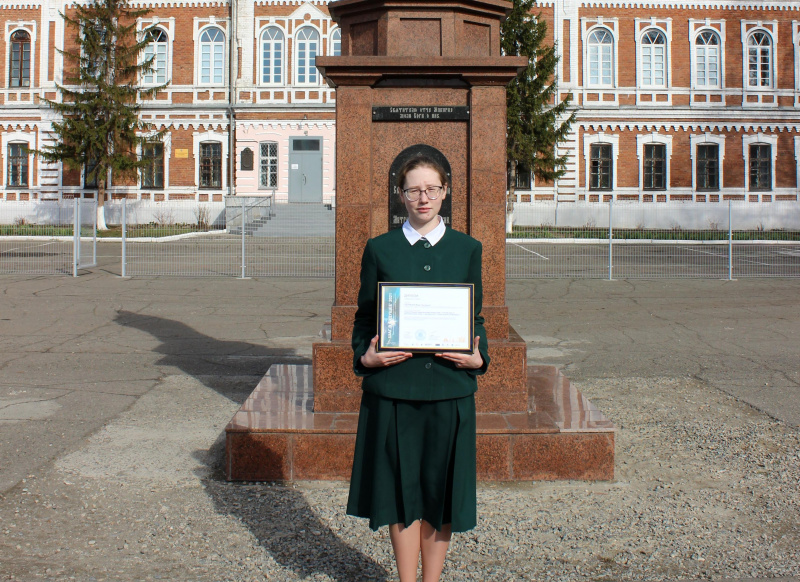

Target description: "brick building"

left=0, top=0, right=798, bottom=207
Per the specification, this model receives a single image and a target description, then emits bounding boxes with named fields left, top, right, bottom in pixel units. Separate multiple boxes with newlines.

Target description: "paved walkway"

left=0, top=254, right=798, bottom=580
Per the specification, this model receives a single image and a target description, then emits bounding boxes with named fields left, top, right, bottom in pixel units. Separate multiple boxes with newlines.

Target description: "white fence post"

left=240, top=196, right=247, bottom=279
left=728, top=200, right=733, bottom=281
left=121, top=198, right=127, bottom=278
left=73, top=198, right=79, bottom=277
left=608, top=199, right=614, bottom=281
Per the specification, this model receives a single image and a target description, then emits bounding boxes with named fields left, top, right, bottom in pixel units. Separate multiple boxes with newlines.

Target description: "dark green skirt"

left=346, top=391, right=477, bottom=533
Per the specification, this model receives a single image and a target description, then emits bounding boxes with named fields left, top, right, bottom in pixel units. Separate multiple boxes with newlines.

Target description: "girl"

left=347, top=154, right=490, bottom=582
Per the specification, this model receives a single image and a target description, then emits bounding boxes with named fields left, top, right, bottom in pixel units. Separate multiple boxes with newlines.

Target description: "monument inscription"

left=373, top=106, right=470, bottom=121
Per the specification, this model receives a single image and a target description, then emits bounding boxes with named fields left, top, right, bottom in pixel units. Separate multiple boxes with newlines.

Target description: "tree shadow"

left=114, top=309, right=311, bottom=402
left=114, top=310, right=389, bottom=580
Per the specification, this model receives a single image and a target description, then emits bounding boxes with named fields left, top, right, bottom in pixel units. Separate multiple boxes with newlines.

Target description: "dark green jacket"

left=352, top=227, right=490, bottom=401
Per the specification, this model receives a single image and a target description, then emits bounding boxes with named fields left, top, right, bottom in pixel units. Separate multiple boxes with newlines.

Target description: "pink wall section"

left=235, top=123, right=336, bottom=204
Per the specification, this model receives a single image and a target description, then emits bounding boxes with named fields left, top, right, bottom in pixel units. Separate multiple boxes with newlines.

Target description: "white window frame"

left=259, top=141, right=279, bottom=189
left=192, top=130, right=228, bottom=191
left=742, top=133, right=777, bottom=192
left=692, top=27, right=723, bottom=90
left=138, top=132, right=171, bottom=189
left=259, top=25, right=285, bottom=86
left=637, top=27, right=669, bottom=89
left=690, top=134, right=725, bottom=192
left=5, top=22, right=36, bottom=90
left=196, top=24, right=226, bottom=86
left=584, top=133, right=619, bottom=192
left=636, top=133, right=673, bottom=191
left=294, top=26, right=320, bottom=86
left=741, top=23, right=777, bottom=91
left=793, top=22, right=800, bottom=96
left=584, top=25, right=616, bottom=88
left=329, top=27, right=341, bottom=57
left=793, top=136, right=800, bottom=190
left=141, top=26, right=170, bottom=86
left=2, top=132, right=34, bottom=188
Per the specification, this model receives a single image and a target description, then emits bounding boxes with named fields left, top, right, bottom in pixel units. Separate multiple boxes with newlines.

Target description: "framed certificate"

left=377, top=282, right=474, bottom=353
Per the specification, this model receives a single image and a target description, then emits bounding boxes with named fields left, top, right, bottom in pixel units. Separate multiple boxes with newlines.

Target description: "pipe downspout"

left=229, top=0, right=237, bottom=197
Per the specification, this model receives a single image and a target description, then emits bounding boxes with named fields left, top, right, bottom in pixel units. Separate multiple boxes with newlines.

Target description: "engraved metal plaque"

left=373, top=106, right=469, bottom=122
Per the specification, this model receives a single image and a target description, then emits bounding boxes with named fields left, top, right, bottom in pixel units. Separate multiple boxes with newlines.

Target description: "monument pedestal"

left=225, top=363, right=614, bottom=482
left=225, top=0, right=615, bottom=482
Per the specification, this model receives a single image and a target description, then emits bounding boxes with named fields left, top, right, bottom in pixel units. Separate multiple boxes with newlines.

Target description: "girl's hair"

left=396, top=155, right=448, bottom=193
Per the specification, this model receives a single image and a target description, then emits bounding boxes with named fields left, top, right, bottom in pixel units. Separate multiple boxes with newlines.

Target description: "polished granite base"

left=225, top=365, right=615, bottom=482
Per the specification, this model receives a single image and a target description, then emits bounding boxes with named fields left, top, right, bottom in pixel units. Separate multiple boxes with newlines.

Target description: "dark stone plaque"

left=240, top=148, right=254, bottom=171
left=389, top=144, right=452, bottom=231
left=373, top=106, right=469, bottom=122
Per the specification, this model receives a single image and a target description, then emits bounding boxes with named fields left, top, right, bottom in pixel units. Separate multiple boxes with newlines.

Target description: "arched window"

left=747, top=31, right=772, bottom=88
left=9, top=30, right=30, bottom=88
left=695, top=30, right=720, bottom=88
left=295, top=28, right=319, bottom=84
left=199, top=27, right=225, bottom=85
left=261, top=27, right=284, bottom=84
left=641, top=29, right=666, bottom=87
left=143, top=28, right=168, bottom=85
left=330, top=28, right=341, bottom=57
left=587, top=28, right=613, bottom=87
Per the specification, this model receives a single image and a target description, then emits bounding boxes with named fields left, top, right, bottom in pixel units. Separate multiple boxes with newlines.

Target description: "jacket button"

left=424, top=242, right=431, bottom=249
left=423, top=265, right=431, bottom=271
left=425, top=363, right=432, bottom=369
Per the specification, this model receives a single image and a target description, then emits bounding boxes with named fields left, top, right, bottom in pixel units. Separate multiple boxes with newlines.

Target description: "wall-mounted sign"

left=174, top=149, right=189, bottom=159
left=241, top=148, right=254, bottom=171
left=373, top=106, right=469, bottom=122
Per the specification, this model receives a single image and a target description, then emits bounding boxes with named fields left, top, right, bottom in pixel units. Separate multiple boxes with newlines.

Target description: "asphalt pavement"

left=0, top=247, right=798, bottom=581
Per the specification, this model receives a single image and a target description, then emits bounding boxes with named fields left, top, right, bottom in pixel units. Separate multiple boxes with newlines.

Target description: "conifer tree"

left=502, top=0, right=576, bottom=219
left=37, top=0, right=167, bottom=229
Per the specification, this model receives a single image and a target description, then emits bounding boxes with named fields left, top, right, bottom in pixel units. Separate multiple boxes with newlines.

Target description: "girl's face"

left=401, top=166, right=447, bottom=232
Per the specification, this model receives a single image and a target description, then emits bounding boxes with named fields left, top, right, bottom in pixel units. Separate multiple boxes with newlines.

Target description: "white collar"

left=402, top=217, right=446, bottom=246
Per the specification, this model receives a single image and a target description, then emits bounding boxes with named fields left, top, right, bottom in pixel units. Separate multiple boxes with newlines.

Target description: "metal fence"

left=121, top=196, right=335, bottom=277
left=3, top=197, right=800, bottom=279
left=0, top=199, right=97, bottom=276
left=507, top=201, right=800, bottom=279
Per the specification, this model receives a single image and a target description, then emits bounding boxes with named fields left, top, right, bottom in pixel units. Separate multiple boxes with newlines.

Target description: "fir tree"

left=36, top=0, right=167, bottom=229
left=502, top=0, right=576, bottom=219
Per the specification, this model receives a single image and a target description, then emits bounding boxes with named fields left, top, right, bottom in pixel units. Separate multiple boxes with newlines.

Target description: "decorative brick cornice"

left=0, top=2, right=43, bottom=8
left=575, top=0, right=800, bottom=10
left=581, top=121, right=800, bottom=132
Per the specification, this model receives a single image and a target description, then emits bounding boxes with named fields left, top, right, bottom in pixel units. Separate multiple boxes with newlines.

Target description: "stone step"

left=225, top=364, right=615, bottom=482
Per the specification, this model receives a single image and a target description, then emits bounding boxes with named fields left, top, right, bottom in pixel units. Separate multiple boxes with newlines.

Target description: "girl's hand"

left=360, top=335, right=412, bottom=368
left=435, top=336, right=483, bottom=369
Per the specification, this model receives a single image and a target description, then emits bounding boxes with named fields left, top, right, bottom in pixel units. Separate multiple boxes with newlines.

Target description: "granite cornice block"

left=293, top=434, right=356, bottom=480
left=480, top=305, right=508, bottom=339
left=476, top=435, right=510, bottom=480
left=330, top=306, right=357, bottom=341
left=335, top=206, right=372, bottom=306
left=226, top=433, right=290, bottom=481
left=511, top=432, right=615, bottom=481
left=313, top=341, right=361, bottom=394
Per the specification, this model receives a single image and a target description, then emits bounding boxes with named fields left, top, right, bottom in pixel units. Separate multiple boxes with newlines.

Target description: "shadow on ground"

left=113, top=310, right=388, bottom=581
left=114, top=309, right=310, bottom=399
left=196, top=440, right=389, bottom=581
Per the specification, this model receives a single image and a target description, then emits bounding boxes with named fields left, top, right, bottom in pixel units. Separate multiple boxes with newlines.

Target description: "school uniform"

left=346, top=219, right=490, bottom=533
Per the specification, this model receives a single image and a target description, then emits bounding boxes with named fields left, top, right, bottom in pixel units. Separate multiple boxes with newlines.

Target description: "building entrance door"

left=288, top=137, right=323, bottom=202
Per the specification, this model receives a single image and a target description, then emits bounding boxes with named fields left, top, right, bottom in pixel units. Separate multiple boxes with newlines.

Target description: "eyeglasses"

left=402, top=186, right=444, bottom=201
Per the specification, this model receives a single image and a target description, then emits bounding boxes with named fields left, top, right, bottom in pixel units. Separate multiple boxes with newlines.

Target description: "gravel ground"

left=1, top=371, right=798, bottom=581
